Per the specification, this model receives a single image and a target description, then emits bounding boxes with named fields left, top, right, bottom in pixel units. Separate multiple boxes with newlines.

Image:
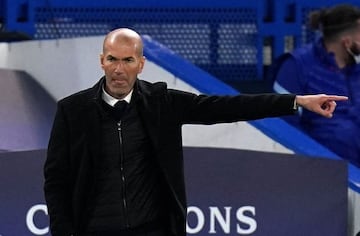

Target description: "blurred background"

left=0, top=0, right=359, bottom=235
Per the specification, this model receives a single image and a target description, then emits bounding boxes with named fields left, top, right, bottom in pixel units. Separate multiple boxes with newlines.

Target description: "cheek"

left=101, top=62, right=108, bottom=69
left=102, top=64, right=115, bottom=73
left=126, top=64, right=141, bottom=74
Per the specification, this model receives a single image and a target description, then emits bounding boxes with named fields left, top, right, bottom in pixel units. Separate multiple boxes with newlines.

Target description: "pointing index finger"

left=325, top=95, right=348, bottom=101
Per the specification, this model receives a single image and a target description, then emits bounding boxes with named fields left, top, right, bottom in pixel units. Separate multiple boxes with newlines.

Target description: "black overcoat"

left=44, top=78, right=296, bottom=236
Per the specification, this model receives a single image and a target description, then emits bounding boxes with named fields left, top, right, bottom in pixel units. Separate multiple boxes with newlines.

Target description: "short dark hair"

left=309, top=4, right=360, bottom=41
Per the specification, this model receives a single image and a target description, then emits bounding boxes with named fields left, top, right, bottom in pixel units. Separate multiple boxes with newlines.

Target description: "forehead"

left=104, top=43, right=138, bottom=58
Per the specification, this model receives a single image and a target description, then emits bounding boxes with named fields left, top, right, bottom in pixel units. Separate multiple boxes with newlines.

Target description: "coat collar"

left=133, top=79, right=163, bottom=150
left=84, top=77, right=166, bottom=159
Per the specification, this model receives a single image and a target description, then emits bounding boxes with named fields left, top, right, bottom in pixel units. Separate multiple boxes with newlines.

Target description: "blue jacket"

left=272, top=38, right=360, bottom=166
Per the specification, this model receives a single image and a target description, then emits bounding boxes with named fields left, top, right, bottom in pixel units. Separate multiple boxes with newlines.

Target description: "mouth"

left=112, top=78, right=127, bottom=86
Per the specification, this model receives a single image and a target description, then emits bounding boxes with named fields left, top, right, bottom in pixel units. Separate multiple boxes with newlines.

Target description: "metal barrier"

left=1, top=0, right=360, bottom=82
left=0, top=0, right=280, bottom=83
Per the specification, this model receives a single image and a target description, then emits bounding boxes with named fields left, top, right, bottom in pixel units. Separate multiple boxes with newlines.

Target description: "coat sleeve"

left=166, top=89, right=297, bottom=125
left=44, top=102, right=74, bottom=236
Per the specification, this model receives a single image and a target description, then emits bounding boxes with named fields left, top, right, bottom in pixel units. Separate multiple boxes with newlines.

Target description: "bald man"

left=44, top=28, right=347, bottom=236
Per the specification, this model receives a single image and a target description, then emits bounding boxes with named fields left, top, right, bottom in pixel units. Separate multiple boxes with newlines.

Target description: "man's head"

left=309, top=4, right=360, bottom=64
left=100, top=28, right=145, bottom=99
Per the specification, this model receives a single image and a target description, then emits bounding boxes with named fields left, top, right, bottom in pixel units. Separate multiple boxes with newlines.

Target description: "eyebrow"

left=106, top=54, right=117, bottom=59
left=106, top=55, right=134, bottom=61
left=122, top=56, right=135, bottom=61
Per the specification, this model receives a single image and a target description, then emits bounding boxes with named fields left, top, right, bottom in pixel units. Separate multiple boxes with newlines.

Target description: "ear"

left=100, top=54, right=105, bottom=69
left=138, top=56, right=146, bottom=73
left=341, top=35, right=353, bottom=49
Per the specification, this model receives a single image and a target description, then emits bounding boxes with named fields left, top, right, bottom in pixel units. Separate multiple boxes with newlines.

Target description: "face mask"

left=350, top=51, right=360, bottom=64
left=347, top=41, right=360, bottom=64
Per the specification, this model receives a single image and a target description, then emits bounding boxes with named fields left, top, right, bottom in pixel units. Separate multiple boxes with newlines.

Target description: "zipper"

left=117, top=120, right=130, bottom=228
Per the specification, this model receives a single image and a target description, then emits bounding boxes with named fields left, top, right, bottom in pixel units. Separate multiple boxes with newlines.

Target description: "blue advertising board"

left=184, top=148, right=347, bottom=236
left=0, top=147, right=347, bottom=235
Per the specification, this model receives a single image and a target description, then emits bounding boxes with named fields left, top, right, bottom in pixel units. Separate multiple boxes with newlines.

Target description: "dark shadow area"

left=0, top=69, right=56, bottom=151
left=0, top=31, right=32, bottom=42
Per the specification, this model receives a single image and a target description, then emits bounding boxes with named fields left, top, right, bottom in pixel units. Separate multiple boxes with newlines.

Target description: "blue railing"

left=0, top=0, right=265, bottom=83
left=2, top=0, right=360, bottom=83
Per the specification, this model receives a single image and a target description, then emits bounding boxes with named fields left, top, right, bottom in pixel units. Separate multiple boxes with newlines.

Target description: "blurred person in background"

left=269, top=4, right=360, bottom=167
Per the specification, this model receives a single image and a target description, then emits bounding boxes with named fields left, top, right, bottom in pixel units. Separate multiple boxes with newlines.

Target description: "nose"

left=114, top=62, right=124, bottom=73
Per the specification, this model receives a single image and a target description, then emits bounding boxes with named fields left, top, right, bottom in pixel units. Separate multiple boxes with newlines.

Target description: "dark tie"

left=113, top=100, right=128, bottom=121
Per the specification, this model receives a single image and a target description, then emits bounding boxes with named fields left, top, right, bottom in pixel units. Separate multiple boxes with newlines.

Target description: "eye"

left=123, top=57, right=134, bottom=63
left=107, top=56, right=117, bottom=62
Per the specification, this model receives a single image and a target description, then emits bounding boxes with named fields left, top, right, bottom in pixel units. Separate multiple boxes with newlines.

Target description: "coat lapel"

left=85, top=100, right=102, bottom=166
left=135, top=87, right=161, bottom=152
left=83, top=80, right=104, bottom=167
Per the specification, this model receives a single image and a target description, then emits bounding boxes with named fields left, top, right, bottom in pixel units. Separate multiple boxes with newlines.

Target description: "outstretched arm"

left=295, top=94, right=348, bottom=118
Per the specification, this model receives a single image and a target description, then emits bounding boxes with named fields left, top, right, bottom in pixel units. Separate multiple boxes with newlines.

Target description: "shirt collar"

left=102, top=85, right=133, bottom=107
